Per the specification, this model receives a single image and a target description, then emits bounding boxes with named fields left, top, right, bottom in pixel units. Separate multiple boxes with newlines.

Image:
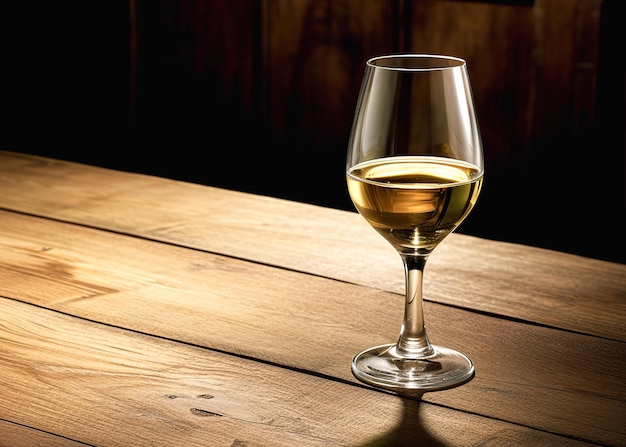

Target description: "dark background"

left=1, top=0, right=624, bottom=264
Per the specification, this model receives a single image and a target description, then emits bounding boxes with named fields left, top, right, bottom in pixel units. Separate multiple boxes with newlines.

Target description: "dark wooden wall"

left=2, top=0, right=624, bottom=263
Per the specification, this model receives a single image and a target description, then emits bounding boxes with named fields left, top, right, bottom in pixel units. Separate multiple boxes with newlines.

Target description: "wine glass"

left=346, top=54, right=484, bottom=392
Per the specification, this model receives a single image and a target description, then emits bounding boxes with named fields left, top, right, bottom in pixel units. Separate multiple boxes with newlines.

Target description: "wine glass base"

left=352, top=343, right=474, bottom=392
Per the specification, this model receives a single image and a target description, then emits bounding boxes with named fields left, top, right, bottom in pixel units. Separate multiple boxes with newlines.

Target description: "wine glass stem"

left=396, top=254, right=435, bottom=358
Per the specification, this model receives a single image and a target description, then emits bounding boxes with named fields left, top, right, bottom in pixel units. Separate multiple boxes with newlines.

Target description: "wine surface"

left=346, top=156, right=483, bottom=253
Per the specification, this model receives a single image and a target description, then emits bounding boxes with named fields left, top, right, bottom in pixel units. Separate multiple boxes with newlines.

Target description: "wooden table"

left=1, top=150, right=624, bottom=447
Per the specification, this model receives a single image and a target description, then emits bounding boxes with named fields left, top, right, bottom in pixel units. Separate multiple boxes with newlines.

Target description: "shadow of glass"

left=357, top=394, right=448, bottom=447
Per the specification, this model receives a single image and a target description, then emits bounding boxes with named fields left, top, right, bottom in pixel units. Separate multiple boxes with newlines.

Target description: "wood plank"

left=261, top=0, right=395, bottom=208
left=1, top=151, right=625, bottom=342
left=410, top=0, right=537, bottom=169
left=0, top=421, right=90, bottom=447
left=408, top=0, right=602, bottom=169
left=1, top=211, right=624, bottom=446
left=0, top=298, right=596, bottom=447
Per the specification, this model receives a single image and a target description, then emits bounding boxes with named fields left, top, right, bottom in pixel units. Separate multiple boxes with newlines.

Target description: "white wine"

left=347, top=156, right=483, bottom=253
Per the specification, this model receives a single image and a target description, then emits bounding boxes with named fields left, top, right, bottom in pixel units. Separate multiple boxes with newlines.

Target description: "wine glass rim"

left=367, top=54, right=466, bottom=71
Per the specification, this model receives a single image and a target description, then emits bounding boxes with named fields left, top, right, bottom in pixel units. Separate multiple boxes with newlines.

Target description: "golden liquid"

left=347, top=156, right=483, bottom=253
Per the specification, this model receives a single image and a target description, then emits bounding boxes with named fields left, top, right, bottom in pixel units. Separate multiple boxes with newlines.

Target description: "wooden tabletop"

left=1, top=150, right=625, bottom=447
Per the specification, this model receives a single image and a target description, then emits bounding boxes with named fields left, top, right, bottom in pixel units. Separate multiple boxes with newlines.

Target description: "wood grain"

left=1, top=151, right=624, bottom=342
left=0, top=298, right=595, bottom=447
left=1, top=209, right=624, bottom=445
left=0, top=421, right=90, bottom=447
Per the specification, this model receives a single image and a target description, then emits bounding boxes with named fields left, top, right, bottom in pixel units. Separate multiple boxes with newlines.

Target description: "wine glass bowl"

left=346, top=54, right=484, bottom=392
